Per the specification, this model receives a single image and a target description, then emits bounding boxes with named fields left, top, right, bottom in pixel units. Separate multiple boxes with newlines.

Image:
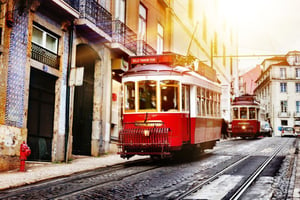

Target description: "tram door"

left=27, top=68, right=56, bottom=161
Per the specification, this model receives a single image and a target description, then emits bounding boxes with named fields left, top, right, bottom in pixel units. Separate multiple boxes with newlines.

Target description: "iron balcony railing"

left=63, top=0, right=80, bottom=11
left=137, top=40, right=156, bottom=56
left=79, top=0, right=112, bottom=37
left=112, top=20, right=137, bottom=54
left=31, top=43, right=60, bottom=69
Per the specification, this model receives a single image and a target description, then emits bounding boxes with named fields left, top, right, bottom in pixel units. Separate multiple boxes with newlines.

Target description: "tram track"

left=0, top=158, right=160, bottom=200
left=174, top=140, right=289, bottom=200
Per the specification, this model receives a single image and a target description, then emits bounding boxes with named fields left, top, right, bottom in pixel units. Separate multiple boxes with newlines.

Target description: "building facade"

left=0, top=0, right=237, bottom=171
left=238, top=65, right=262, bottom=95
left=255, top=51, right=300, bottom=136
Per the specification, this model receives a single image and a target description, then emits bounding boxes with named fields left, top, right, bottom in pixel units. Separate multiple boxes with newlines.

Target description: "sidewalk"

left=0, top=154, right=146, bottom=191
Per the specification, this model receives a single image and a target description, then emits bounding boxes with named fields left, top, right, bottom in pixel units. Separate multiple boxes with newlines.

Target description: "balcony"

left=111, top=20, right=137, bottom=55
left=137, top=40, right=156, bottom=56
left=31, top=43, right=60, bottom=70
left=47, top=0, right=80, bottom=18
left=63, top=0, right=79, bottom=10
left=75, top=0, right=112, bottom=42
left=278, top=111, right=291, bottom=118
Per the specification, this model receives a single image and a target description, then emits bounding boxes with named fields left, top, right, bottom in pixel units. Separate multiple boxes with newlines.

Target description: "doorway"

left=72, top=44, right=98, bottom=155
left=27, top=68, right=56, bottom=161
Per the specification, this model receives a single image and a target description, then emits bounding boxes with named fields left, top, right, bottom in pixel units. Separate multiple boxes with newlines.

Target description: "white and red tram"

left=231, top=94, right=270, bottom=138
left=118, top=53, right=222, bottom=159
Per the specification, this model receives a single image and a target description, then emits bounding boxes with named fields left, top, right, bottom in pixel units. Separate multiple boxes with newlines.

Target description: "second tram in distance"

left=231, top=94, right=271, bottom=138
left=118, top=53, right=222, bottom=159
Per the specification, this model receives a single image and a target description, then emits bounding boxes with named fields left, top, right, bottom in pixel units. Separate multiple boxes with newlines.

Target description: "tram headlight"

left=242, top=125, right=246, bottom=130
left=144, top=129, right=150, bottom=137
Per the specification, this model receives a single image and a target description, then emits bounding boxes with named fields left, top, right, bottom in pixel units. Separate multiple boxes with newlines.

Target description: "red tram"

left=118, top=53, right=222, bottom=159
left=231, top=94, right=270, bottom=138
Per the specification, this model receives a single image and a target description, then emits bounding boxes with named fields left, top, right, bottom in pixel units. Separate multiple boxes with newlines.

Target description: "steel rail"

left=229, top=142, right=287, bottom=200
left=175, top=141, right=288, bottom=200
left=174, top=155, right=251, bottom=200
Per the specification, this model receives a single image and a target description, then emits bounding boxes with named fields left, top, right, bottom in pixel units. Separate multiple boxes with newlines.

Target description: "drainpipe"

left=65, top=22, right=74, bottom=162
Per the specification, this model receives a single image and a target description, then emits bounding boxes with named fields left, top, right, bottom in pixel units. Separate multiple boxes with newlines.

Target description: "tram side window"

left=182, top=85, right=190, bottom=112
left=201, top=88, right=206, bottom=115
left=196, top=87, right=201, bottom=115
left=124, top=82, right=135, bottom=111
left=161, top=80, right=179, bottom=111
left=138, top=80, right=157, bottom=110
left=240, top=107, right=248, bottom=119
left=233, top=107, right=238, bottom=119
left=249, top=107, right=256, bottom=119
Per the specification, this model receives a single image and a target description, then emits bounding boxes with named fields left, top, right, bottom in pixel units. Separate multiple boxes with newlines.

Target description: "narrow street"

left=0, top=137, right=297, bottom=200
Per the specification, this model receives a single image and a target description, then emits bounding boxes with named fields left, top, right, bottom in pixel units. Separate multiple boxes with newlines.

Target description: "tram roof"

left=122, top=64, right=221, bottom=92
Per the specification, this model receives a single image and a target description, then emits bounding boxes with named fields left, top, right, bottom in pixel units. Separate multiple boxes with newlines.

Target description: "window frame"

left=280, top=82, right=287, bottom=93
left=32, top=24, right=58, bottom=54
left=280, top=100, right=288, bottom=113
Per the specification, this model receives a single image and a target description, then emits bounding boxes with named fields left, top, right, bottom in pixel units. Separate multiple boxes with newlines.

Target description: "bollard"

left=20, top=141, right=31, bottom=172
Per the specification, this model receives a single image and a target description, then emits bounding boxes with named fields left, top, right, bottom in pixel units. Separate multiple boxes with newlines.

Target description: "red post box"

left=20, top=141, right=31, bottom=172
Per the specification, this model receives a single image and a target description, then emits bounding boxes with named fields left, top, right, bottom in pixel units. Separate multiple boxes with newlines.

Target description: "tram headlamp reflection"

left=242, top=125, right=246, bottom=130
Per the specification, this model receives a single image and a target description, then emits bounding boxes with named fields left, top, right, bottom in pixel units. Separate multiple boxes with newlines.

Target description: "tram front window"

left=233, top=107, right=238, bottom=119
left=160, top=80, right=179, bottom=112
left=138, top=80, right=157, bottom=110
left=240, top=107, right=248, bottom=119
left=124, top=82, right=135, bottom=111
left=249, top=107, right=256, bottom=119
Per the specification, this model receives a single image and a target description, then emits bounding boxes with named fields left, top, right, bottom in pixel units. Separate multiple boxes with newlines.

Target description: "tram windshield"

left=124, top=80, right=179, bottom=112
left=138, top=80, right=157, bottom=110
left=160, top=80, right=179, bottom=112
left=232, top=106, right=258, bottom=120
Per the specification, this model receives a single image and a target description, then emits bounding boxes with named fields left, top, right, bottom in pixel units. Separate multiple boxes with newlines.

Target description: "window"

left=296, top=68, right=300, bottom=78
left=280, top=68, right=286, bottom=78
left=115, top=0, right=125, bottom=22
left=201, top=88, right=206, bottom=115
left=281, top=120, right=288, bottom=126
left=240, top=107, right=247, bottom=119
left=137, top=4, right=147, bottom=55
left=297, top=101, right=300, bottom=113
left=157, top=23, right=164, bottom=54
left=280, top=100, right=287, bottom=113
left=295, top=101, right=300, bottom=114
left=160, top=80, right=179, bottom=112
left=196, top=87, right=201, bottom=115
left=280, top=83, right=287, bottom=93
left=138, top=80, right=157, bottom=110
left=249, top=107, right=256, bottom=119
left=296, top=83, right=300, bottom=93
left=32, top=25, right=58, bottom=53
left=233, top=107, right=238, bottom=119
left=182, top=85, right=190, bottom=112
left=124, top=82, right=135, bottom=111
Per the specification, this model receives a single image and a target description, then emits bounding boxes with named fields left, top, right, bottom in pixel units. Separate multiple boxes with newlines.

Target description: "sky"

left=218, top=0, right=300, bottom=72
